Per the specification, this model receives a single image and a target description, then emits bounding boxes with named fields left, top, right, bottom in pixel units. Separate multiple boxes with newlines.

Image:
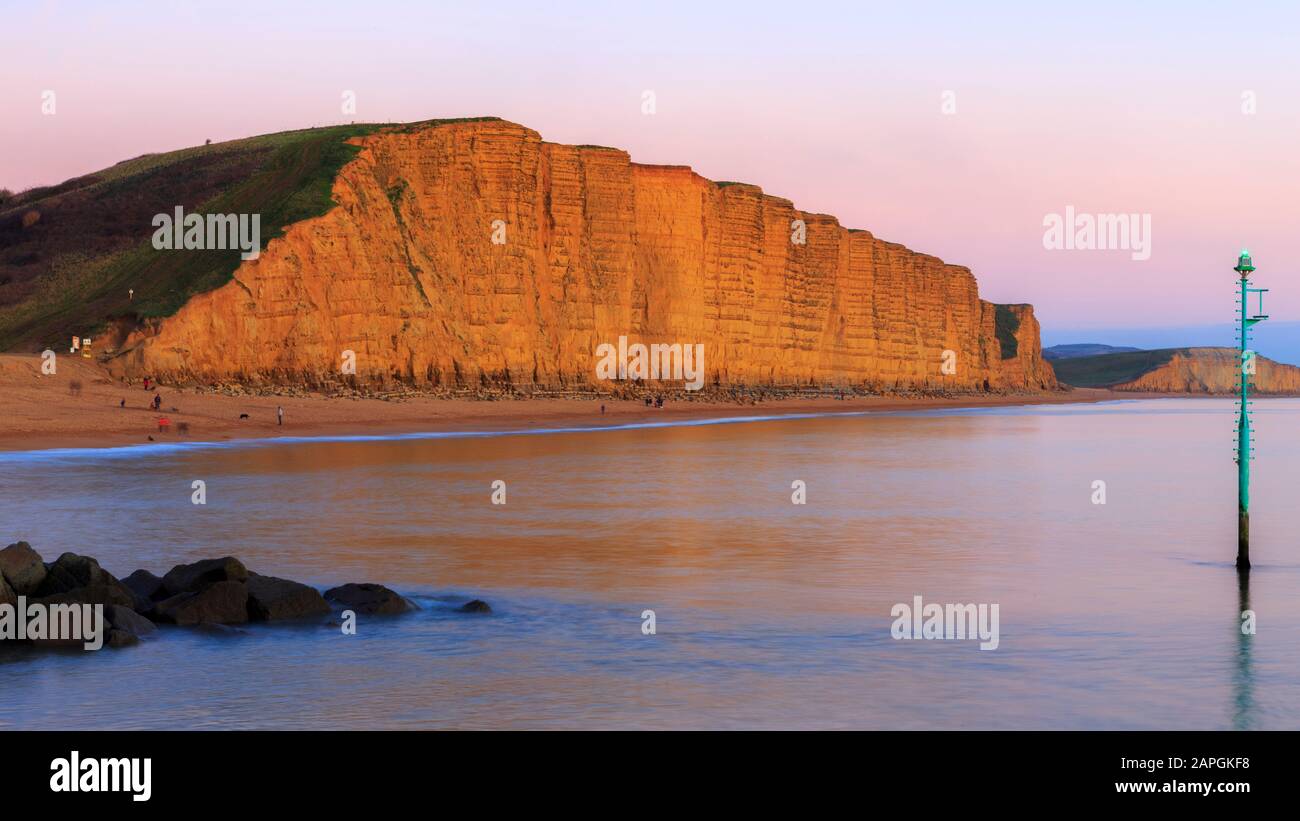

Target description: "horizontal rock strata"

left=110, top=120, right=1056, bottom=394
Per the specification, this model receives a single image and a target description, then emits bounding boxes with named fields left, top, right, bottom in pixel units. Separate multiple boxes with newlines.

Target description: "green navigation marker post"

left=1234, top=249, right=1267, bottom=570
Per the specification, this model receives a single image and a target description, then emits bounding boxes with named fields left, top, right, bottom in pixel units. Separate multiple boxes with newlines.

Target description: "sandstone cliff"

left=1116, top=348, right=1300, bottom=394
left=111, top=119, right=1056, bottom=393
left=1050, top=346, right=1300, bottom=394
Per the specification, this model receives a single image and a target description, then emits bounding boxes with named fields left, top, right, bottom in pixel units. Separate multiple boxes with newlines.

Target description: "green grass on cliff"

left=993, top=304, right=1020, bottom=360
left=0, top=123, right=388, bottom=351
left=0, top=117, right=514, bottom=353
left=1048, top=348, right=1184, bottom=387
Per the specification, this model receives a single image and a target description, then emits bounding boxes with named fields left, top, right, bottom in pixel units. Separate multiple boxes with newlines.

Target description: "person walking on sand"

left=277, top=405, right=284, bottom=426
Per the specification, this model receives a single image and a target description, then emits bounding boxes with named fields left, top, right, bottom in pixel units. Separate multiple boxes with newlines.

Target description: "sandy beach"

left=0, top=352, right=1136, bottom=453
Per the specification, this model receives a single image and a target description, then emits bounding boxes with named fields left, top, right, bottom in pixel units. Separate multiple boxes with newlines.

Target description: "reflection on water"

left=1234, top=569, right=1255, bottom=731
left=0, top=398, right=1297, bottom=729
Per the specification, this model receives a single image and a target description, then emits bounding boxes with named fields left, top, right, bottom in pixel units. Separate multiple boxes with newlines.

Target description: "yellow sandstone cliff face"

left=1115, top=349, right=1300, bottom=394
left=114, top=120, right=1056, bottom=393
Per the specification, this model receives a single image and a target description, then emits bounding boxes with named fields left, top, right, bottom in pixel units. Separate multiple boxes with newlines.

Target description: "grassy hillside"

left=1043, top=343, right=1141, bottom=360
left=0, top=118, right=500, bottom=353
left=1049, top=348, right=1185, bottom=387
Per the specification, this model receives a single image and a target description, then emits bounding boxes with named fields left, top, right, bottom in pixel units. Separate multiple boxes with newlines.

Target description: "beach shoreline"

left=0, top=353, right=1178, bottom=454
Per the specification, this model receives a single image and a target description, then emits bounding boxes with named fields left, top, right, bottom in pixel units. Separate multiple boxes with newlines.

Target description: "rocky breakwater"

left=111, top=118, right=1057, bottom=395
left=0, top=541, right=490, bottom=652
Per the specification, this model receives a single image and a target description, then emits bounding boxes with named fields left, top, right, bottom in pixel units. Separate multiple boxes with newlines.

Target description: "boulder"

left=37, top=552, right=103, bottom=591
left=323, top=583, right=417, bottom=615
left=29, top=633, right=88, bottom=649
left=246, top=574, right=330, bottom=621
left=0, top=542, right=46, bottom=594
left=153, top=581, right=249, bottom=626
left=34, top=553, right=136, bottom=608
left=122, top=569, right=166, bottom=604
left=35, top=586, right=136, bottom=608
left=161, top=557, right=249, bottom=596
left=458, top=599, right=492, bottom=614
left=106, top=604, right=157, bottom=637
left=107, top=629, right=139, bottom=648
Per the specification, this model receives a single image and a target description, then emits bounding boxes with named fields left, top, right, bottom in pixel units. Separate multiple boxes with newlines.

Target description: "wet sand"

left=0, top=353, right=1133, bottom=453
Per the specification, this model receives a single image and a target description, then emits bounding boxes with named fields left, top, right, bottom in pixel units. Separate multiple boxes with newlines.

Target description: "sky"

left=3, top=0, right=1299, bottom=334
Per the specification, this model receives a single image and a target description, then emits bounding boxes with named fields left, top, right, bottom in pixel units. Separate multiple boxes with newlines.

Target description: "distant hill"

left=1043, top=343, right=1141, bottom=360
left=1051, top=347, right=1300, bottom=394
left=1043, top=323, right=1300, bottom=368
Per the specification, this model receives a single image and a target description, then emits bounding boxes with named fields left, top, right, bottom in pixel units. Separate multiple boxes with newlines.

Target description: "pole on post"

left=1234, top=249, right=1266, bottom=570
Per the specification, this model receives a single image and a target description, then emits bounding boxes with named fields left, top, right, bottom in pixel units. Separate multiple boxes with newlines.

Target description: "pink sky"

left=4, top=0, right=1298, bottom=329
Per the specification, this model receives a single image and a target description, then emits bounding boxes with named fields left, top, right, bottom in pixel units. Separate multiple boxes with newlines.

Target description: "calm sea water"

left=1, top=398, right=1298, bottom=729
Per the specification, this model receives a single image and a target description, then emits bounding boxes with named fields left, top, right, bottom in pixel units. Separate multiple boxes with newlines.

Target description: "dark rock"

left=35, top=585, right=136, bottom=608
left=0, top=541, right=46, bottom=594
left=153, top=581, right=249, bottom=626
left=161, top=556, right=249, bottom=596
left=106, top=604, right=157, bottom=637
left=458, top=599, right=492, bottom=614
left=0, top=574, right=15, bottom=607
left=122, top=569, right=166, bottom=604
left=107, top=629, right=139, bottom=648
left=246, top=574, right=330, bottom=621
left=323, top=583, right=417, bottom=615
left=30, top=633, right=88, bottom=649
left=34, top=553, right=136, bottom=608
left=150, top=592, right=193, bottom=621
left=37, top=552, right=103, bottom=591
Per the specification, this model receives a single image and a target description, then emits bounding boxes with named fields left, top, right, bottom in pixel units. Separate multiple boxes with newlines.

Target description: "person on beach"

left=152, top=394, right=161, bottom=411
left=277, top=406, right=284, bottom=426
left=119, top=398, right=125, bottom=409
left=601, top=404, right=606, bottom=414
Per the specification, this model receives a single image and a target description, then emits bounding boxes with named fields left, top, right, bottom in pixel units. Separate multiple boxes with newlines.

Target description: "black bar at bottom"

left=0, top=730, right=1280, bottom=808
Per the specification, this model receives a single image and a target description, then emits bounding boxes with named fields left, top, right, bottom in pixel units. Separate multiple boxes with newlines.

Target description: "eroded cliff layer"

left=1115, top=348, right=1300, bottom=394
left=114, top=120, right=1056, bottom=392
